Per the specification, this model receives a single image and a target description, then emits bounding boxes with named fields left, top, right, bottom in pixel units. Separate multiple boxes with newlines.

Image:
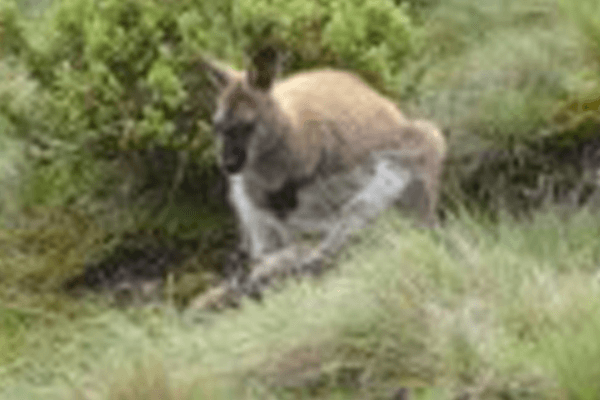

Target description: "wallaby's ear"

left=200, top=57, right=243, bottom=89
left=247, top=46, right=279, bottom=91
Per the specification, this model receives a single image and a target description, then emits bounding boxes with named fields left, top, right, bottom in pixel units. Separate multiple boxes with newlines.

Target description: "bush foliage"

left=0, top=0, right=414, bottom=211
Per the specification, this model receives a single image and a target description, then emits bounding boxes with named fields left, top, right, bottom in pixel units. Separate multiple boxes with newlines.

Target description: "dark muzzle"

left=222, top=146, right=247, bottom=174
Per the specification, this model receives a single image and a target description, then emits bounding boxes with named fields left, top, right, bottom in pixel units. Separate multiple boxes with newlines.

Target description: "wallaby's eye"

left=238, top=121, right=255, bottom=136
left=213, top=102, right=256, bottom=134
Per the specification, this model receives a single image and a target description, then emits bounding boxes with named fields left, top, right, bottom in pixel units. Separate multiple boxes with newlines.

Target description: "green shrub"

left=0, top=0, right=414, bottom=213
left=0, top=2, right=26, bottom=56
left=235, top=0, right=414, bottom=81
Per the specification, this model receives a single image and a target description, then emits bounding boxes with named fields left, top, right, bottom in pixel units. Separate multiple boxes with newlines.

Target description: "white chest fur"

left=228, top=174, right=290, bottom=260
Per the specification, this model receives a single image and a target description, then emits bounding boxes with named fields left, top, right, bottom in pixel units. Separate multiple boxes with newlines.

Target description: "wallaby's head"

left=204, top=47, right=280, bottom=174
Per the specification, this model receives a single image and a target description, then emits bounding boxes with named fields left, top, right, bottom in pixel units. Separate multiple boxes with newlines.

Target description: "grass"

left=0, top=134, right=24, bottom=226
left=561, top=0, right=600, bottom=70
left=0, top=209, right=599, bottom=399
left=401, top=0, right=595, bottom=154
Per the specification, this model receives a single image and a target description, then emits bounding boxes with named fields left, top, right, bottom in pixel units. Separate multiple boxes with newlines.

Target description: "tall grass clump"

left=396, top=0, right=600, bottom=218
left=402, top=0, right=588, bottom=151
left=561, top=0, right=600, bottom=70
left=0, top=210, right=598, bottom=399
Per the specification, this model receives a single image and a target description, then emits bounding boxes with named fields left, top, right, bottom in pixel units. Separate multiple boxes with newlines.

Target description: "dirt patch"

left=63, top=239, right=185, bottom=304
left=62, top=229, right=242, bottom=307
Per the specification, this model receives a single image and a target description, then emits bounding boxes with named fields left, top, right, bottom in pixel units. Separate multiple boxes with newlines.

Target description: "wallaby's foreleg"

left=229, top=175, right=292, bottom=261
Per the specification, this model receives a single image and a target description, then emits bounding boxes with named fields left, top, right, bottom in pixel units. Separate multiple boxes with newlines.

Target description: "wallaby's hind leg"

left=314, top=158, right=412, bottom=259
left=242, top=156, right=414, bottom=296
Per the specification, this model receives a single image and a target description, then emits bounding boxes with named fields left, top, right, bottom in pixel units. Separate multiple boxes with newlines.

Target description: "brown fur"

left=213, top=68, right=445, bottom=212
left=216, top=69, right=446, bottom=176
